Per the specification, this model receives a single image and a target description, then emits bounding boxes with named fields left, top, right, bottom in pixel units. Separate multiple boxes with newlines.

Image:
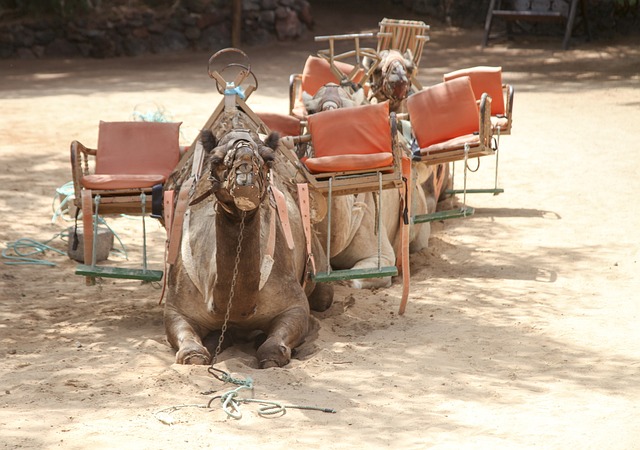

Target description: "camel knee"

left=308, top=283, right=334, bottom=312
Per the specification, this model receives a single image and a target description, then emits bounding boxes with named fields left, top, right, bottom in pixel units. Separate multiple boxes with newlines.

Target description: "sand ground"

left=1, top=5, right=640, bottom=449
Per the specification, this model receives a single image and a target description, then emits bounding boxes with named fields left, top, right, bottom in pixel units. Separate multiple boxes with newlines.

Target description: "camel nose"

left=235, top=162, right=254, bottom=186
left=321, top=100, right=339, bottom=111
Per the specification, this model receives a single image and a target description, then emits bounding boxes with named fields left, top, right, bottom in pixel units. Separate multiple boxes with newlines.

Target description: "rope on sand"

left=153, top=369, right=336, bottom=424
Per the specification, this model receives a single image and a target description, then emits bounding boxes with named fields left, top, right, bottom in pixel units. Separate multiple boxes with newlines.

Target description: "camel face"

left=301, top=83, right=367, bottom=115
left=206, top=130, right=276, bottom=212
left=368, top=49, right=415, bottom=109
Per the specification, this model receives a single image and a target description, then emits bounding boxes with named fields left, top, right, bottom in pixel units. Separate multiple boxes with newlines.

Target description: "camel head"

left=202, top=129, right=278, bottom=213
left=301, top=82, right=367, bottom=115
left=368, top=49, right=415, bottom=104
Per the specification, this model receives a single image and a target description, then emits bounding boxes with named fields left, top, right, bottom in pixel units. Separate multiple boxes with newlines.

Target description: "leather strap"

left=191, top=140, right=205, bottom=179
left=259, top=199, right=278, bottom=290
left=151, top=183, right=164, bottom=219
left=167, top=177, right=193, bottom=265
left=398, top=156, right=412, bottom=315
left=270, top=184, right=294, bottom=250
left=81, top=189, right=93, bottom=263
left=297, top=183, right=316, bottom=285
left=163, top=190, right=175, bottom=233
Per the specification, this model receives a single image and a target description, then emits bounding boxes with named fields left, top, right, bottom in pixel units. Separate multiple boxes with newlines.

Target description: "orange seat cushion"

left=95, top=121, right=181, bottom=180
left=304, top=153, right=394, bottom=174
left=417, top=133, right=481, bottom=156
left=443, top=66, right=505, bottom=116
left=256, top=111, right=300, bottom=137
left=301, top=56, right=366, bottom=97
left=407, top=77, right=479, bottom=149
left=305, top=101, right=392, bottom=173
left=81, top=174, right=165, bottom=190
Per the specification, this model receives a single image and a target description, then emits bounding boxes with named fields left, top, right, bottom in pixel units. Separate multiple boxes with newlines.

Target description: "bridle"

left=375, top=53, right=411, bottom=103
left=190, top=130, right=270, bottom=211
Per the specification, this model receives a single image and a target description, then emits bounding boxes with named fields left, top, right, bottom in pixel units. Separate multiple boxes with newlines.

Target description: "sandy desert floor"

left=1, top=4, right=640, bottom=449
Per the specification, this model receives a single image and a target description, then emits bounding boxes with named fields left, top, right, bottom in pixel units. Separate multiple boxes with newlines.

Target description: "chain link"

left=210, top=210, right=246, bottom=367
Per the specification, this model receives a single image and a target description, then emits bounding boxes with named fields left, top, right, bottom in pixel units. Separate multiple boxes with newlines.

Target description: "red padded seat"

left=80, top=121, right=181, bottom=190
left=304, top=101, right=393, bottom=174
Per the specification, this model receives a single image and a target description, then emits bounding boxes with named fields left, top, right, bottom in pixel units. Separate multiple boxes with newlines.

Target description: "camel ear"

left=352, top=88, right=367, bottom=105
left=403, top=50, right=416, bottom=75
left=200, top=129, right=217, bottom=152
left=264, top=131, right=280, bottom=150
left=302, top=91, right=319, bottom=113
left=259, top=132, right=278, bottom=166
left=362, top=55, right=374, bottom=70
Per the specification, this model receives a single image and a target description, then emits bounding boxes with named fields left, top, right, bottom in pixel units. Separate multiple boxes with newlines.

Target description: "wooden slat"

left=413, top=148, right=494, bottom=166
left=446, top=188, right=504, bottom=195
left=313, top=266, right=398, bottom=283
left=491, top=10, right=564, bottom=20
left=412, top=207, right=475, bottom=224
left=76, top=264, right=163, bottom=282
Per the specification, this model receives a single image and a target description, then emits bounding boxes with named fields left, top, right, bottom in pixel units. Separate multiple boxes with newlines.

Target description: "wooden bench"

left=483, top=0, right=591, bottom=50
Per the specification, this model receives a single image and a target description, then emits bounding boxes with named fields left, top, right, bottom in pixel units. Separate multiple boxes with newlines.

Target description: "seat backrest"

left=96, top=121, right=181, bottom=177
left=307, top=101, right=391, bottom=157
left=301, top=56, right=365, bottom=98
left=443, top=66, right=505, bottom=115
left=406, top=76, right=478, bottom=149
left=257, top=111, right=300, bottom=137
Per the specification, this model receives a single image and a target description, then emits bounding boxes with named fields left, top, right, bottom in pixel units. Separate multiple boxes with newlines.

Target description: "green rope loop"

left=2, top=235, right=66, bottom=266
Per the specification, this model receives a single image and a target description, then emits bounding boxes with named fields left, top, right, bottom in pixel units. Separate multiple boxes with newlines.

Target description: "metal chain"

left=209, top=210, right=247, bottom=367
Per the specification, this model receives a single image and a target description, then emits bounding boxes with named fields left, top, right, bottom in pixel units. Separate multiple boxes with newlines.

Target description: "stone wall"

left=0, top=0, right=313, bottom=59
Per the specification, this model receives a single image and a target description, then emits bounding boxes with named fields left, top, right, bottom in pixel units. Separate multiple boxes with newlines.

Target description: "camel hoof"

left=182, top=353, right=210, bottom=365
left=176, top=347, right=211, bottom=365
left=257, top=341, right=290, bottom=369
left=259, top=359, right=281, bottom=369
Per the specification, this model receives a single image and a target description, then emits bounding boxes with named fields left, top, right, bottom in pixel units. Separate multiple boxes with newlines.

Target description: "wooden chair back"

left=377, top=18, right=430, bottom=67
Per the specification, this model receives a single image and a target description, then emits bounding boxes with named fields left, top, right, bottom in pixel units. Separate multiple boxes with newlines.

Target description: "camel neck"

left=213, top=207, right=261, bottom=318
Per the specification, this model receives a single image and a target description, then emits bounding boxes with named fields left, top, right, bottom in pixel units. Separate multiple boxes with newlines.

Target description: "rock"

left=67, top=226, right=114, bottom=263
left=45, top=38, right=80, bottom=58
left=275, top=8, right=302, bottom=40
left=163, top=30, right=189, bottom=52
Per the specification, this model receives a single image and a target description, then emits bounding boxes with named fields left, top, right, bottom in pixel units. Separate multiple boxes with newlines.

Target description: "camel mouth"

left=383, top=77, right=410, bottom=101
left=231, top=184, right=261, bottom=211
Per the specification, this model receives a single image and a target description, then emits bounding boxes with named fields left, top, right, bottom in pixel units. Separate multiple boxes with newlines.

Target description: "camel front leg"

left=257, top=305, right=310, bottom=369
left=164, top=306, right=211, bottom=365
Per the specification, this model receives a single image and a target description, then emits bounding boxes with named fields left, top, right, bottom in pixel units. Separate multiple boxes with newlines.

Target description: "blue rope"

left=2, top=234, right=66, bottom=266
left=224, top=83, right=246, bottom=99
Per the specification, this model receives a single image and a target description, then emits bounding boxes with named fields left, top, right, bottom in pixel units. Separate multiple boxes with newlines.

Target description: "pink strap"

left=167, top=177, right=193, bottom=265
left=271, top=185, right=294, bottom=250
left=297, top=183, right=316, bottom=280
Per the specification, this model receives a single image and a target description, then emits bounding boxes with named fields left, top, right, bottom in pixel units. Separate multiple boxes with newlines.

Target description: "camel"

left=366, top=48, right=452, bottom=206
left=162, top=108, right=333, bottom=368
left=299, top=80, right=435, bottom=290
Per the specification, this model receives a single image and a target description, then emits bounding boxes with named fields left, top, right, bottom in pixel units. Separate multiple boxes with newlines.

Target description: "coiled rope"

left=153, top=368, right=336, bottom=423
left=2, top=234, right=66, bottom=266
